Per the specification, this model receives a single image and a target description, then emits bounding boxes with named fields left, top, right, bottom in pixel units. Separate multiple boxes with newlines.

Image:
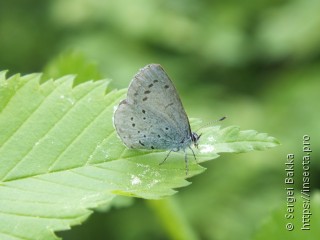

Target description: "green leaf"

left=42, top=51, right=102, bottom=85
left=0, top=71, right=279, bottom=239
left=197, top=125, right=280, bottom=158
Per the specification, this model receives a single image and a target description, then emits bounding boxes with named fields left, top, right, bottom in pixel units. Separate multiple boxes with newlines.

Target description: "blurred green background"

left=1, top=0, right=319, bottom=239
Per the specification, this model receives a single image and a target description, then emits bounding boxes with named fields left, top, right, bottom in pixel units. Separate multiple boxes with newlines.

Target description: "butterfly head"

left=191, top=132, right=201, bottom=149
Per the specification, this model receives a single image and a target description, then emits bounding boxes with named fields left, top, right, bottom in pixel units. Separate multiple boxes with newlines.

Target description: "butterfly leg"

left=159, top=149, right=173, bottom=165
left=184, top=149, right=189, bottom=175
left=189, top=146, right=197, bottom=163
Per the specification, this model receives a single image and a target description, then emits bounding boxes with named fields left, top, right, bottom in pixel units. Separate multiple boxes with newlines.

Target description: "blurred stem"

left=146, top=197, right=199, bottom=240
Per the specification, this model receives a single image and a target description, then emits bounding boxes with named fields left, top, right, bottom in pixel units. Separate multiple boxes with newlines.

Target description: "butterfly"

left=114, top=64, right=201, bottom=174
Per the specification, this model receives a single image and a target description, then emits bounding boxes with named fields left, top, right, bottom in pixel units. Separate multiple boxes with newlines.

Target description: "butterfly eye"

left=191, top=132, right=201, bottom=148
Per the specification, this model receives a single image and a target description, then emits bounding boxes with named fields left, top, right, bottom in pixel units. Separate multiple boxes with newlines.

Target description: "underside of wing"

left=114, top=64, right=192, bottom=150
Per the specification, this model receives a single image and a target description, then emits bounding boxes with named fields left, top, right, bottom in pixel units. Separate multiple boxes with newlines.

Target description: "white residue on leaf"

left=207, top=136, right=216, bottom=142
left=199, top=144, right=214, bottom=153
left=136, top=163, right=150, bottom=169
left=131, top=175, right=141, bottom=185
left=89, top=141, right=110, bottom=163
left=60, top=94, right=75, bottom=105
left=144, top=178, right=160, bottom=189
left=130, top=163, right=162, bottom=189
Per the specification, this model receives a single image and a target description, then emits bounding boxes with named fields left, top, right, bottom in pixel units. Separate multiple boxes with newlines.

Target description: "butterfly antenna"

left=195, top=116, right=226, bottom=132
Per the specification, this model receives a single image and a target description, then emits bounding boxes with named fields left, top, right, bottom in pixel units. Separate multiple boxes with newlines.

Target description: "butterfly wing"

left=114, top=64, right=192, bottom=150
